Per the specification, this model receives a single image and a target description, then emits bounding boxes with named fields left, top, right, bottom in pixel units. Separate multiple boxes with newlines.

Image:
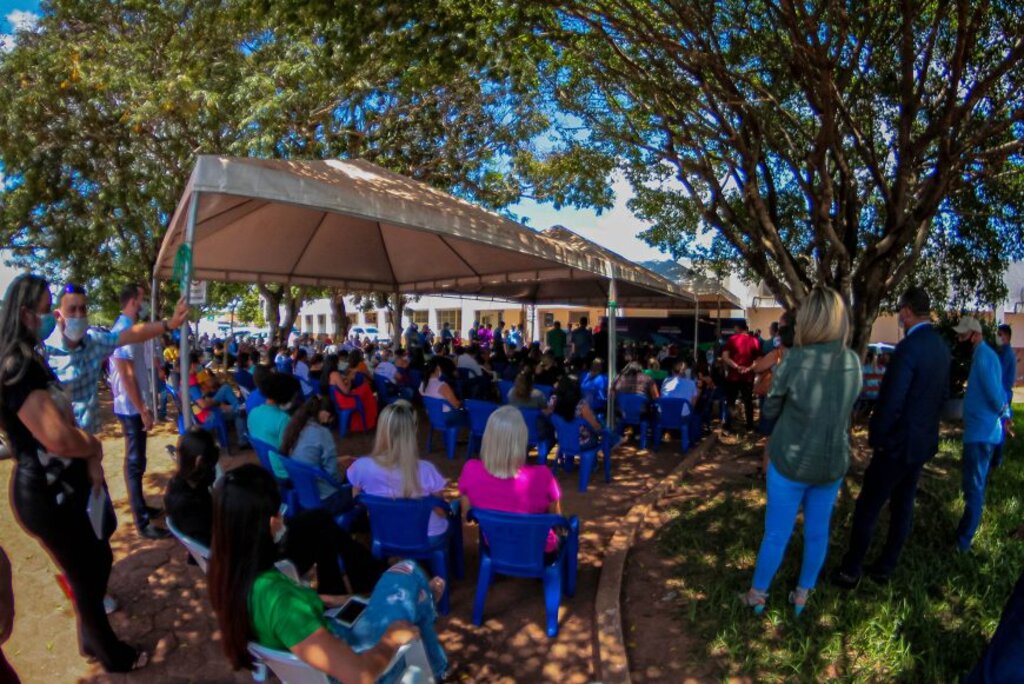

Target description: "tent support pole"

left=393, top=289, right=403, bottom=352
left=693, top=295, right=699, bottom=363
left=606, top=277, right=617, bottom=431
left=178, top=192, right=200, bottom=430
left=149, top=275, right=160, bottom=417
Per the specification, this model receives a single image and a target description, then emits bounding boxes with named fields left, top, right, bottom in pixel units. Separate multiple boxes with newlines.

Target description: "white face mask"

left=63, top=315, right=89, bottom=343
left=273, top=521, right=288, bottom=544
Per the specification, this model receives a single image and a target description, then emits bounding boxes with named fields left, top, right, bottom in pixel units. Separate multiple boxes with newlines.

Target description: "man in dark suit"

left=833, top=287, right=951, bottom=588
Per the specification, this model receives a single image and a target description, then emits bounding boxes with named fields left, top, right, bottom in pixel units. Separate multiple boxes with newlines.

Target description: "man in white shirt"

left=109, top=283, right=168, bottom=539
left=456, top=346, right=484, bottom=377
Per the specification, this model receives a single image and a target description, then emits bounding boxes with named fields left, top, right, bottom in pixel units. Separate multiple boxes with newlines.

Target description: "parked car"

left=350, top=325, right=389, bottom=344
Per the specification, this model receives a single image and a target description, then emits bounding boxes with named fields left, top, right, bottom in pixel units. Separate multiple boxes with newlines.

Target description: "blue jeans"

left=957, top=442, right=996, bottom=550
left=752, top=463, right=843, bottom=592
left=966, top=569, right=1024, bottom=683
left=116, top=413, right=150, bottom=530
left=327, top=560, right=447, bottom=682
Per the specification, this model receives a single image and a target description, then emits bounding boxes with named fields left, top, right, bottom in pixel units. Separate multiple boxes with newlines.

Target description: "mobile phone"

left=329, top=597, right=368, bottom=627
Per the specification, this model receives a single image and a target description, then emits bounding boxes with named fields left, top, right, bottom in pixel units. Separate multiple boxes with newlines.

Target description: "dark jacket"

left=164, top=475, right=213, bottom=546
left=764, top=340, right=862, bottom=484
left=868, top=323, right=951, bottom=463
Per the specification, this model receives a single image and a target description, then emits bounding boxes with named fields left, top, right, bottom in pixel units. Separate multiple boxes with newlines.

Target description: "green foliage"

left=531, top=0, right=1024, bottom=350
left=655, top=417, right=1024, bottom=681
left=0, top=0, right=612, bottom=317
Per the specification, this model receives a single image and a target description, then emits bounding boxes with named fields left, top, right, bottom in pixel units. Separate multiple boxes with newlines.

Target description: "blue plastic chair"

left=279, top=458, right=364, bottom=532
left=517, top=407, right=552, bottom=465
left=550, top=413, right=612, bottom=492
left=467, top=508, right=579, bottom=637
left=465, top=399, right=499, bottom=459
left=328, top=386, right=364, bottom=439
left=534, top=384, right=554, bottom=401
left=497, top=380, right=515, bottom=405
left=653, top=397, right=691, bottom=452
left=423, top=396, right=462, bottom=460
left=357, top=494, right=465, bottom=614
left=616, top=394, right=655, bottom=450
left=165, top=383, right=230, bottom=451
left=251, top=437, right=298, bottom=512
left=373, top=373, right=401, bottom=408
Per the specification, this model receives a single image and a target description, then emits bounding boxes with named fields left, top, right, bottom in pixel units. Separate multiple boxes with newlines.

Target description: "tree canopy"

left=530, top=0, right=1024, bottom=349
left=0, top=0, right=611, bottom=322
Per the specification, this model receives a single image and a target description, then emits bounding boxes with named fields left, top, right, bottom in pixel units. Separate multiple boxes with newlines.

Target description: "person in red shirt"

left=722, top=321, right=761, bottom=431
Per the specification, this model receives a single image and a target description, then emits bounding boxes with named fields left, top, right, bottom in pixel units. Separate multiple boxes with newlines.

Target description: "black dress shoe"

left=145, top=505, right=164, bottom=517
left=864, top=564, right=893, bottom=584
left=831, top=568, right=861, bottom=590
left=140, top=525, right=170, bottom=540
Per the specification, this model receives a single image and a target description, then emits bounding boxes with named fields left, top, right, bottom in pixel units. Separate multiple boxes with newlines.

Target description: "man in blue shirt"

left=991, top=324, right=1017, bottom=468
left=46, top=283, right=189, bottom=435
left=954, top=316, right=1008, bottom=551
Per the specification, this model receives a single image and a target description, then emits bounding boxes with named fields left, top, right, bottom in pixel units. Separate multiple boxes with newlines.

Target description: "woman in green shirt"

left=208, top=465, right=448, bottom=683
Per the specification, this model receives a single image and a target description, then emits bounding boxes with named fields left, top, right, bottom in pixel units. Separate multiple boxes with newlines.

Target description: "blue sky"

left=0, top=0, right=668, bottom=296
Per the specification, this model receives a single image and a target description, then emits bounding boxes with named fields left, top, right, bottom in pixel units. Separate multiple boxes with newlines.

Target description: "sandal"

left=789, top=587, right=811, bottom=617
left=738, top=588, right=768, bottom=615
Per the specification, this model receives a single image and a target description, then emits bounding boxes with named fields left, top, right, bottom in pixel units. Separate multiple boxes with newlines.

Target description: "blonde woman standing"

left=347, top=400, right=449, bottom=536
left=458, top=406, right=563, bottom=552
left=740, top=287, right=862, bottom=616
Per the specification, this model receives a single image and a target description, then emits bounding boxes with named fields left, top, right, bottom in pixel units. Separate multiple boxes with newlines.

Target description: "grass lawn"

left=657, top=407, right=1024, bottom=682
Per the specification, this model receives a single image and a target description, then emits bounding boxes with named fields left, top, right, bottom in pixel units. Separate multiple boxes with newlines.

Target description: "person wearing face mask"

left=45, top=284, right=189, bottom=437
left=107, top=283, right=175, bottom=539
left=833, top=287, right=951, bottom=589
left=991, top=324, right=1016, bottom=469
left=1, top=274, right=149, bottom=672
left=951, top=316, right=1008, bottom=552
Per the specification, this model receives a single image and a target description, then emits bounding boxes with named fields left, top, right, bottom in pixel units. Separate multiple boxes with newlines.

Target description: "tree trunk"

left=330, top=288, right=349, bottom=340
left=280, top=286, right=307, bottom=343
left=258, top=284, right=284, bottom=346
left=849, top=286, right=884, bottom=358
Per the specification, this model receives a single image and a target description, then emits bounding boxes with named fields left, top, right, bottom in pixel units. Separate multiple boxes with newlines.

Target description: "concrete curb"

left=593, top=434, right=718, bottom=683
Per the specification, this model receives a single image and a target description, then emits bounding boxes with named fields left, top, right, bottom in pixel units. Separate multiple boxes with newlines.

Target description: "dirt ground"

left=1, top=391, right=689, bottom=683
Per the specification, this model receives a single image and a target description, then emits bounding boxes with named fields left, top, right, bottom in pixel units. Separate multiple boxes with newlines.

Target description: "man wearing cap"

left=954, top=315, right=1008, bottom=551
left=833, top=287, right=950, bottom=588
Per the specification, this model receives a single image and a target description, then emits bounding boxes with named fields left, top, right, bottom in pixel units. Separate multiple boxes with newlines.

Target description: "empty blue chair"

left=166, top=383, right=230, bottom=451
left=373, top=373, right=401, bottom=408
left=550, top=413, right=612, bottom=492
left=328, top=386, right=364, bottom=439
left=517, top=407, right=552, bottom=465
left=534, top=384, right=554, bottom=401
left=653, top=398, right=691, bottom=452
left=251, top=437, right=299, bottom=512
left=423, top=396, right=462, bottom=460
left=465, top=399, right=499, bottom=459
left=468, top=508, right=579, bottom=637
left=497, top=380, right=515, bottom=405
left=616, top=394, right=655, bottom=450
left=357, top=494, right=465, bottom=614
left=279, top=457, right=363, bottom=532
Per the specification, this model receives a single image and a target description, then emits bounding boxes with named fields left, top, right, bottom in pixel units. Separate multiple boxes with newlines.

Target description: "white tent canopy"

left=154, top=156, right=697, bottom=309
left=155, top=155, right=705, bottom=429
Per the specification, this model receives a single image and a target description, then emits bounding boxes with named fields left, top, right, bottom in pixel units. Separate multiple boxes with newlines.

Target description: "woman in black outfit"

left=1, top=274, right=146, bottom=672
left=164, top=428, right=219, bottom=546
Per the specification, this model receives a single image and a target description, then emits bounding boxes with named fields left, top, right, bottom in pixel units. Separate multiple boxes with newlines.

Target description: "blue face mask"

left=36, top=312, right=57, bottom=341
left=63, top=315, right=90, bottom=343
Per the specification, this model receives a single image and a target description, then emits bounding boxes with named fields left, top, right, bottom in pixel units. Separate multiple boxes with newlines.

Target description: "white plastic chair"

left=166, top=516, right=211, bottom=573
left=248, top=639, right=434, bottom=684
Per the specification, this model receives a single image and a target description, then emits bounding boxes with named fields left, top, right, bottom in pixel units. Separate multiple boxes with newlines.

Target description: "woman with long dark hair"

left=552, top=374, right=611, bottom=451
left=1, top=274, right=147, bottom=672
left=208, top=464, right=448, bottom=681
left=325, top=350, right=378, bottom=432
left=279, top=396, right=351, bottom=515
left=164, top=428, right=220, bottom=545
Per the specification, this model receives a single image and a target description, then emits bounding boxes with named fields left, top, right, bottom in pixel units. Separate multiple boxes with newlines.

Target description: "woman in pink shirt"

left=458, top=406, right=563, bottom=552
